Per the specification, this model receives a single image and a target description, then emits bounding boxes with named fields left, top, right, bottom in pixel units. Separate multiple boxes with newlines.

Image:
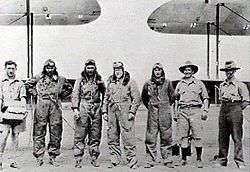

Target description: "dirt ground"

left=2, top=104, right=250, bottom=172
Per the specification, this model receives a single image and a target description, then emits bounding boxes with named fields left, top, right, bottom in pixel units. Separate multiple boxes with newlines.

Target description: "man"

left=141, top=63, right=175, bottom=168
left=71, top=59, right=105, bottom=168
left=215, top=61, right=249, bottom=169
left=26, top=59, right=72, bottom=167
left=102, top=61, right=141, bottom=169
left=174, top=61, right=209, bottom=168
left=0, top=60, right=27, bottom=170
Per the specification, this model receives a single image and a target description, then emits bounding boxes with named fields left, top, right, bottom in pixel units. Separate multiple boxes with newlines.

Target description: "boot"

left=49, top=156, right=60, bottom=167
left=75, top=159, right=82, bottom=168
left=36, top=157, right=44, bottom=167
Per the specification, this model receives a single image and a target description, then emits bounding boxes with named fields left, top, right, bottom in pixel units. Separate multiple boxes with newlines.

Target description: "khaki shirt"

left=175, top=77, right=209, bottom=106
left=0, top=77, right=26, bottom=106
left=219, top=78, right=249, bottom=102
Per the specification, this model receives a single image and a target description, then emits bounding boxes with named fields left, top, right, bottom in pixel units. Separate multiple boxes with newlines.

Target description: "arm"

left=71, top=78, right=81, bottom=111
left=25, top=74, right=40, bottom=96
left=167, top=80, right=175, bottom=105
left=200, top=81, right=210, bottom=111
left=141, top=82, right=149, bottom=109
left=239, top=82, right=250, bottom=110
left=59, top=78, right=73, bottom=99
left=129, top=80, right=141, bottom=115
left=97, top=80, right=106, bottom=107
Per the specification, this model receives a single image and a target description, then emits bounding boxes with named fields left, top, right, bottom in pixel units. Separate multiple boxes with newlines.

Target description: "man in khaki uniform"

left=26, top=59, right=72, bottom=167
left=71, top=59, right=105, bottom=168
left=0, top=60, right=27, bottom=170
left=102, top=61, right=141, bottom=169
left=142, top=63, right=175, bottom=168
left=174, top=61, right=209, bottom=168
left=214, top=61, right=249, bottom=169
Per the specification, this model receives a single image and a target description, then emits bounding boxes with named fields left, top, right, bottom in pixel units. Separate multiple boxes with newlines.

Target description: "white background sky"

left=0, top=0, right=249, bottom=88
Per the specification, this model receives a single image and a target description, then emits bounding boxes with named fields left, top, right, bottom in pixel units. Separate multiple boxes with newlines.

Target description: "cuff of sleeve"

left=129, top=111, right=136, bottom=115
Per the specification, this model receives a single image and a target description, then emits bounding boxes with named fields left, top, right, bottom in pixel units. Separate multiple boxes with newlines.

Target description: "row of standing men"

left=0, top=59, right=249, bottom=170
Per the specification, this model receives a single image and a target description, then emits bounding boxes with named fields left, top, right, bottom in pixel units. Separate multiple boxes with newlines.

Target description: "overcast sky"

left=0, top=0, right=249, bottom=88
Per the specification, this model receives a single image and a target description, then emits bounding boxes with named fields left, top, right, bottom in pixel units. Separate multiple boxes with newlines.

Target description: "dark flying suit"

left=141, top=64, right=174, bottom=164
left=71, top=70, right=105, bottom=160
left=27, top=62, right=72, bottom=159
left=102, top=71, right=141, bottom=168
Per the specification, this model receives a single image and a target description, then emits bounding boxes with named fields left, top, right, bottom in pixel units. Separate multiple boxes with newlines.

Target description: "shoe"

left=36, top=157, right=44, bottom=167
left=164, top=162, right=174, bottom=168
left=91, top=159, right=100, bottom=167
left=180, top=160, right=187, bottom=166
left=49, top=157, right=60, bottom=167
left=75, top=160, right=82, bottom=168
left=0, top=163, right=3, bottom=171
left=108, top=162, right=118, bottom=168
left=236, top=162, right=246, bottom=169
left=196, top=160, right=203, bottom=168
left=213, top=162, right=227, bottom=168
left=144, top=163, right=154, bottom=168
left=10, top=162, right=20, bottom=169
left=130, top=164, right=139, bottom=169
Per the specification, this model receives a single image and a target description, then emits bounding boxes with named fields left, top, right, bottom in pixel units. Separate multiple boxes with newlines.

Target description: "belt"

left=178, top=104, right=202, bottom=109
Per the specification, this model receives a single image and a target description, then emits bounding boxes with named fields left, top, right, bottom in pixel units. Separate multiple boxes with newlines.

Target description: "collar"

left=223, top=77, right=237, bottom=86
left=1, top=75, right=20, bottom=83
left=180, top=76, right=197, bottom=85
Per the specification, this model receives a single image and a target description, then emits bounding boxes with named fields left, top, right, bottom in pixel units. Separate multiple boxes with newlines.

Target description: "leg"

left=159, top=108, right=173, bottom=166
left=48, top=102, right=63, bottom=160
left=0, top=125, right=10, bottom=170
left=145, top=107, right=159, bottom=166
left=88, top=104, right=102, bottom=167
left=107, top=110, right=121, bottom=166
left=120, top=108, right=138, bottom=169
left=33, top=101, right=49, bottom=160
left=190, top=109, right=204, bottom=168
left=218, top=107, right=230, bottom=166
left=229, top=105, right=244, bottom=166
left=73, top=112, right=89, bottom=168
left=177, top=110, right=189, bottom=164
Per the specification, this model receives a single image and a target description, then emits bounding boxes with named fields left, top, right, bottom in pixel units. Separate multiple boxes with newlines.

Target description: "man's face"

left=45, top=65, right=55, bottom=76
left=225, top=70, right=235, bottom=79
left=153, top=68, right=163, bottom=78
left=85, top=65, right=95, bottom=76
left=114, top=68, right=124, bottom=79
left=5, top=64, right=17, bottom=78
left=183, top=67, right=194, bottom=78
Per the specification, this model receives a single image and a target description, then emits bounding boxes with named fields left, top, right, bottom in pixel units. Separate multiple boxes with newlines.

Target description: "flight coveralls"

left=174, top=77, right=209, bottom=148
left=27, top=73, right=72, bottom=159
left=142, top=79, right=174, bottom=164
left=218, top=78, right=249, bottom=165
left=102, top=72, right=141, bottom=168
left=71, top=74, right=105, bottom=160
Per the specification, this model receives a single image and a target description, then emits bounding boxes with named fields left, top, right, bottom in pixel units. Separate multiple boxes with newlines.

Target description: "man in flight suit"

left=174, top=61, right=209, bottom=168
left=142, top=63, right=175, bottom=168
left=215, top=61, right=249, bottom=169
left=102, top=61, right=141, bottom=169
left=26, top=59, right=72, bottom=167
left=71, top=59, right=105, bottom=168
left=0, top=60, right=27, bottom=170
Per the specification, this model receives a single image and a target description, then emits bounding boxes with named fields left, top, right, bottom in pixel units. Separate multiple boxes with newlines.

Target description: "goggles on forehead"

left=85, top=59, right=96, bottom=66
left=113, top=61, right=124, bottom=69
left=153, top=63, right=163, bottom=69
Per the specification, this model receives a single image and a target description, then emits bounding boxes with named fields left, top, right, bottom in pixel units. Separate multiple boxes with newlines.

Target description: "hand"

left=103, top=112, right=108, bottom=122
left=201, top=110, right=208, bottom=121
left=74, top=110, right=80, bottom=120
left=173, top=117, right=178, bottom=122
left=128, top=113, right=135, bottom=121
